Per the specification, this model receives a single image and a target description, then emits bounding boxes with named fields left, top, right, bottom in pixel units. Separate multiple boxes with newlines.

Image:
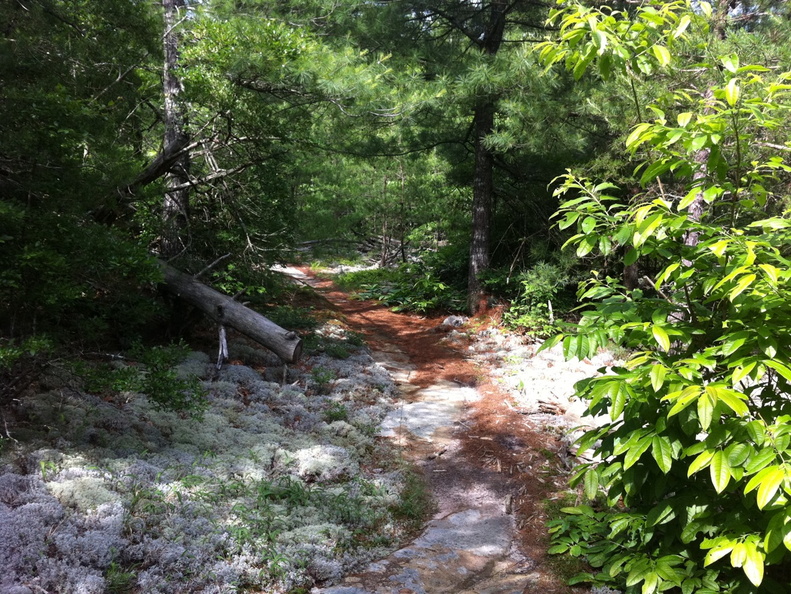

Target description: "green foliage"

left=0, top=336, right=53, bottom=371
left=323, top=402, right=349, bottom=423
left=309, top=366, right=336, bottom=394
left=105, top=561, right=137, bottom=594
left=0, top=0, right=164, bottom=342
left=539, top=2, right=791, bottom=592
left=482, top=259, right=577, bottom=336
left=75, top=342, right=207, bottom=417
left=390, top=469, right=434, bottom=529
left=338, top=251, right=467, bottom=314
left=130, top=343, right=208, bottom=416
left=264, top=306, right=319, bottom=330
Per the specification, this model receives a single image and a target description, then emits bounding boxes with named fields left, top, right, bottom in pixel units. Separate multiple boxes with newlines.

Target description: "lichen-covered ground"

left=0, top=320, right=416, bottom=593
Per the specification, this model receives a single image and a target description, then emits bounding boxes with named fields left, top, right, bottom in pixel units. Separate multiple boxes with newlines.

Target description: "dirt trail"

left=283, top=267, right=577, bottom=594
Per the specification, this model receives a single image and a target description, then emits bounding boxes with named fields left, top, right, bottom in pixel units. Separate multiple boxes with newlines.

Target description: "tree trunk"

left=160, top=262, right=303, bottom=363
left=161, top=0, right=191, bottom=258
left=466, top=0, right=507, bottom=314
left=467, top=100, right=495, bottom=313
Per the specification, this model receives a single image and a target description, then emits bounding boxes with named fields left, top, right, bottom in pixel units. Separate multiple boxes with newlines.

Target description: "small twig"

left=642, top=275, right=673, bottom=302
left=2, top=414, right=18, bottom=445
left=194, top=253, right=232, bottom=280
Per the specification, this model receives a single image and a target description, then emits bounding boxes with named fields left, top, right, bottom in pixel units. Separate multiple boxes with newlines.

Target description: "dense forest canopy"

left=4, top=0, right=791, bottom=590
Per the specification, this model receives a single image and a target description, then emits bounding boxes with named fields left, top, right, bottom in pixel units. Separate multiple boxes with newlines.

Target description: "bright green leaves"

left=708, top=450, right=730, bottom=493
left=651, top=325, right=671, bottom=352
left=651, top=45, right=671, bottom=68
left=649, top=364, right=666, bottom=392
left=542, top=3, right=791, bottom=592
left=651, top=435, right=673, bottom=474
left=538, top=1, right=695, bottom=81
left=703, top=536, right=765, bottom=587
left=744, top=463, right=791, bottom=510
left=724, top=77, right=741, bottom=107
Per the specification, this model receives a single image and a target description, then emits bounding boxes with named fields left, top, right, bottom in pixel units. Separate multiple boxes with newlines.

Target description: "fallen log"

left=159, top=261, right=302, bottom=363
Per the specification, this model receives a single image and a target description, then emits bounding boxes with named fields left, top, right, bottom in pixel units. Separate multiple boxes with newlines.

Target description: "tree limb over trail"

left=120, top=136, right=193, bottom=197
left=159, top=261, right=302, bottom=363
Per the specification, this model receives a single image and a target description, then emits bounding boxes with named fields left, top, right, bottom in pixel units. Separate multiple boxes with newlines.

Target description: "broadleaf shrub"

left=539, top=2, right=791, bottom=592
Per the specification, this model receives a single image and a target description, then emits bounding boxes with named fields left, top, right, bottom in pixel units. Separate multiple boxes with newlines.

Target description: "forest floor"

left=285, top=265, right=616, bottom=594
left=0, top=263, right=614, bottom=594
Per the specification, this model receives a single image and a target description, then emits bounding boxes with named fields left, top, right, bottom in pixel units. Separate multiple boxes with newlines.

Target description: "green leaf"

left=679, top=187, right=701, bottom=210
left=729, top=273, right=756, bottom=301
left=688, top=449, right=715, bottom=476
left=557, top=211, right=581, bottom=230
left=758, top=334, right=778, bottom=358
left=652, top=435, right=673, bottom=473
left=646, top=501, right=676, bottom=528
left=584, top=467, right=599, bottom=500
left=576, top=236, right=597, bottom=257
left=745, top=449, right=776, bottom=475
left=706, top=385, right=749, bottom=416
left=655, top=262, right=680, bottom=287
left=730, top=542, right=747, bottom=567
left=650, top=364, right=667, bottom=392
left=757, top=467, right=785, bottom=509
left=726, top=443, right=751, bottom=468
left=721, top=54, right=739, bottom=73
left=626, top=123, right=652, bottom=150
left=725, top=77, right=741, bottom=107
left=758, top=263, right=780, bottom=284
left=581, top=216, right=596, bottom=233
left=709, top=450, right=731, bottom=493
left=765, top=360, right=791, bottom=383
left=708, top=239, right=730, bottom=257
left=642, top=571, right=659, bottom=594
left=674, top=14, right=691, bottom=38
left=697, top=392, right=714, bottom=430
left=720, top=334, right=746, bottom=356
left=704, top=542, right=734, bottom=566
left=627, top=560, right=651, bottom=587
left=610, top=384, right=627, bottom=420
left=743, top=542, right=765, bottom=586
left=652, top=325, right=671, bottom=352
left=733, top=362, right=756, bottom=385
left=651, top=45, right=671, bottom=67
left=624, top=435, right=653, bottom=469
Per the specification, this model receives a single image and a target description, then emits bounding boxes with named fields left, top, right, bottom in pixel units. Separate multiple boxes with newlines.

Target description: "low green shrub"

left=339, top=261, right=465, bottom=314
left=483, top=261, right=577, bottom=336
left=74, top=341, right=207, bottom=418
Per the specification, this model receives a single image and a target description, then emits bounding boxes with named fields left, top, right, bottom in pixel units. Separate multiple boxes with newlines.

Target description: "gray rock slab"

left=378, top=400, right=462, bottom=440
left=411, top=509, right=513, bottom=556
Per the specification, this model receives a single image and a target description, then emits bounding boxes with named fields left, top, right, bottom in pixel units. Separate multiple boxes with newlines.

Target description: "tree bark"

left=467, top=100, right=495, bottom=312
left=466, top=0, right=507, bottom=313
left=161, top=0, right=191, bottom=258
left=159, top=262, right=303, bottom=363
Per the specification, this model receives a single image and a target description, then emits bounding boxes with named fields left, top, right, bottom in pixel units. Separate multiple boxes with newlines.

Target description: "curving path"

left=278, top=266, right=576, bottom=594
